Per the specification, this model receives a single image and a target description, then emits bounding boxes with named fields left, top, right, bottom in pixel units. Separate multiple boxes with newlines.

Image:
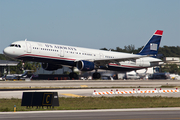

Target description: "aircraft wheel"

left=93, top=73, right=101, bottom=79
left=69, top=72, right=78, bottom=79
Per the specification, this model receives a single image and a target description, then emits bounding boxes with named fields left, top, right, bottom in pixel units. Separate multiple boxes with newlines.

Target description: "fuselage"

left=3, top=40, right=163, bottom=72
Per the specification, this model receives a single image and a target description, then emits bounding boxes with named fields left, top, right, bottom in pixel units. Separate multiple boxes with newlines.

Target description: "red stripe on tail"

left=154, top=30, right=163, bottom=36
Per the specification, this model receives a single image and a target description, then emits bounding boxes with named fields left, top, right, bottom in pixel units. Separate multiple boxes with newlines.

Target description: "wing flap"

left=94, top=55, right=145, bottom=65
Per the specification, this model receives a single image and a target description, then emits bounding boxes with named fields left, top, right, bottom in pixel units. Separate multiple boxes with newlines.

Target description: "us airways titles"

left=45, top=44, right=77, bottom=51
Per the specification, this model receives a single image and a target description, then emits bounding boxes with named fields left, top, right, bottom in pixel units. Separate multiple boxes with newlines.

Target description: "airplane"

left=3, top=30, right=164, bottom=79
left=1, top=70, right=33, bottom=80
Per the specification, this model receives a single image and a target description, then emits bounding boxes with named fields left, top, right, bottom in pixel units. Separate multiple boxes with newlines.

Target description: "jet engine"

left=76, top=60, right=94, bottom=71
left=42, top=63, right=63, bottom=71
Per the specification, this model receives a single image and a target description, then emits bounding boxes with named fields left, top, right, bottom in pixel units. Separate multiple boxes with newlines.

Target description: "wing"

left=94, top=55, right=146, bottom=66
left=75, top=54, right=146, bottom=67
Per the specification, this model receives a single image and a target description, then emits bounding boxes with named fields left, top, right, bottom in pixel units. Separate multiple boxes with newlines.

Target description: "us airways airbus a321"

left=3, top=30, right=164, bottom=79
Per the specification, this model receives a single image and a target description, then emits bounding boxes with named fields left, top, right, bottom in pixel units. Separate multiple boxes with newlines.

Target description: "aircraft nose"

left=3, top=47, right=8, bottom=55
left=3, top=47, right=11, bottom=56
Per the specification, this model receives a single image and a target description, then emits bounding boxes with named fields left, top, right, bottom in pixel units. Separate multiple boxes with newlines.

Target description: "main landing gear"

left=69, top=67, right=78, bottom=79
left=92, top=69, right=101, bottom=79
left=92, top=72, right=101, bottom=79
left=69, top=72, right=78, bottom=79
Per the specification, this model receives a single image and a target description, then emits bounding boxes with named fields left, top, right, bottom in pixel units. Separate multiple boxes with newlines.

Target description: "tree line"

left=101, top=45, right=180, bottom=57
left=101, top=45, right=180, bottom=74
left=0, top=54, right=40, bottom=75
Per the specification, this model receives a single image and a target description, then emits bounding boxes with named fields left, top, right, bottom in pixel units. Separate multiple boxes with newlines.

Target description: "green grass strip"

left=0, top=96, right=180, bottom=112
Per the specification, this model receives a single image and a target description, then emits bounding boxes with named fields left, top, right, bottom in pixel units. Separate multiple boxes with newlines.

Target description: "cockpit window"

left=10, top=44, right=15, bottom=47
left=9, top=44, right=21, bottom=48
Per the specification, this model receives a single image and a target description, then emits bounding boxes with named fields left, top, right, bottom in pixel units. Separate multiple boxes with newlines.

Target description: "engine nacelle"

left=76, top=60, right=94, bottom=71
left=42, top=63, right=63, bottom=71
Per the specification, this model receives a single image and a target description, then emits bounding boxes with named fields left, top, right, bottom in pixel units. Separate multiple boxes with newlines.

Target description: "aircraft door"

left=99, top=53, right=104, bottom=59
left=140, top=58, right=144, bottom=66
left=26, top=42, right=32, bottom=53
left=60, top=47, right=64, bottom=57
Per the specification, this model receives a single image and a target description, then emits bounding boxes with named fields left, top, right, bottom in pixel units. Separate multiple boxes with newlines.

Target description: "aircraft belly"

left=17, top=55, right=76, bottom=67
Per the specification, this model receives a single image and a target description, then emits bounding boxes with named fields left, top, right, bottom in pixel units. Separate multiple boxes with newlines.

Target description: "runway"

left=0, top=80, right=180, bottom=98
left=1, top=88, right=180, bottom=99
left=1, top=80, right=180, bottom=119
left=0, top=108, right=180, bottom=120
left=1, top=80, right=180, bottom=88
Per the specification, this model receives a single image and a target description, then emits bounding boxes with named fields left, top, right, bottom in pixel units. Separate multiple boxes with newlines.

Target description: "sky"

left=0, top=0, right=180, bottom=54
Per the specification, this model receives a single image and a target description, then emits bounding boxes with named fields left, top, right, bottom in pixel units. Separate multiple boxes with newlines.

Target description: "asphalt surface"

left=0, top=108, right=180, bottom=120
left=1, top=88, right=180, bottom=98
left=0, top=80, right=180, bottom=88
left=1, top=80, right=180, bottom=98
left=1, top=80, right=180, bottom=119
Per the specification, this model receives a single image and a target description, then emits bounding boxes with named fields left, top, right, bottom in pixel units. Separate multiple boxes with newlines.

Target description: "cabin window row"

left=33, top=47, right=59, bottom=52
left=32, top=47, right=97, bottom=57
left=105, top=56, right=115, bottom=58
left=65, top=51, right=96, bottom=56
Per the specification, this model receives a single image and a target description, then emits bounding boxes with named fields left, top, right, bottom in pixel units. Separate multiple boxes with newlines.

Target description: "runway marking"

left=80, top=85, right=88, bottom=87
left=1, top=107, right=180, bottom=114
left=61, top=93, right=85, bottom=97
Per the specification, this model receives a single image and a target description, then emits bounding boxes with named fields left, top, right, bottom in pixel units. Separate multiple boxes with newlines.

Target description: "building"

left=163, top=57, right=180, bottom=67
left=0, top=60, right=18, bottom=76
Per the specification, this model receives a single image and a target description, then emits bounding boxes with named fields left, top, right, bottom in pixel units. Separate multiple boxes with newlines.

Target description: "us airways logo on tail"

left=138, top=30, right=163, bottom=56
left=150, top=43, right=157, bottom=51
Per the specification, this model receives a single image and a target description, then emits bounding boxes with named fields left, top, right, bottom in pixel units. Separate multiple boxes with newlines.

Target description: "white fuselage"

left=3, top=40, right=163, bottom=72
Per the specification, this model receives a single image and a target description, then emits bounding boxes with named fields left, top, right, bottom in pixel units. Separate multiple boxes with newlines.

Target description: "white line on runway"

left=0, top=107, right=180, bottom=114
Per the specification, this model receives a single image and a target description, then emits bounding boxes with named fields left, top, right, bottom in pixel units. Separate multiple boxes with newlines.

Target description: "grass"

left=161, top=86, right=180, bottom=88
left=0, top=96, right=180, bottom=112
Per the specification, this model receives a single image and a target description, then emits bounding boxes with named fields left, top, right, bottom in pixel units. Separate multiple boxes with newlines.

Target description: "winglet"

left=154, top=30, right=163, bottom=36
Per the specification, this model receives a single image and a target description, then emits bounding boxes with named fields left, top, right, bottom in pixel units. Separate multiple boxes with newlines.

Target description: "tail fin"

left=138, top=30, right=163, bottom=57
left=21, top=70, right=28, bottom=76
left=21, top=70, right=33, bottom=77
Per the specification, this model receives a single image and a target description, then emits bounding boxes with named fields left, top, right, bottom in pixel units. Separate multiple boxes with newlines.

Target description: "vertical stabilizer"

left=138, top=30, right=163, bottom=56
